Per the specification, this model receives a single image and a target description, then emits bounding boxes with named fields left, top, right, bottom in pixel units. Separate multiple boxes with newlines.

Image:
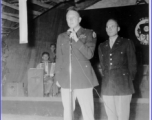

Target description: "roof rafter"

left=32, top=11, right=42, bottom=15
left=2, top=32, right=10, bottom=34
left=3, top=12, right=19, bottom=18
left=2, top=1, right=42, bottom=16
left=31, top=0, right=53, bottom=8
left=2, top=14, right=19, bottom=23
left=2, top=26, right=18, bottom=29
left=2, top=1, right=18, bottom=10
left=48, top=0, right=60, bottom=3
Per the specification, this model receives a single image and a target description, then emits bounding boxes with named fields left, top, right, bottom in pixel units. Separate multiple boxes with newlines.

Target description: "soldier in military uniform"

left=55, top=8, right=98, bottom=120
left=98, top=19, right=137, bottom=120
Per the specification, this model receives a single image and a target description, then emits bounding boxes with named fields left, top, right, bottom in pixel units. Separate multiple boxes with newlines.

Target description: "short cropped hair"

left=107, top=18, right=120, bottom=27
left=50, top=43, right=56, bottom=48
left=66, top=6, right=80, bottom=17
left=42, top=52, right=50, bottom=57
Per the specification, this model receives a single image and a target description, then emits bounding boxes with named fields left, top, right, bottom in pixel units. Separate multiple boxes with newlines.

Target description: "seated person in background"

left=49, top=43, right=60, bottom=95
left=36, top=52, right=58, bottom=97
left=50, top=43, right=56, bottom=63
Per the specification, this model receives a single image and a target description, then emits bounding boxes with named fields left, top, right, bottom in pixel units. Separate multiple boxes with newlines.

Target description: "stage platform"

left=2, top=96, right=149, bottom=120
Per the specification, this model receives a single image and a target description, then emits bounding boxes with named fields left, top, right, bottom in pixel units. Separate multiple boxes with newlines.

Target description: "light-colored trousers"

left=103, top=95, right=132, bottom=120
left=61, top=88, right=95, bottom=120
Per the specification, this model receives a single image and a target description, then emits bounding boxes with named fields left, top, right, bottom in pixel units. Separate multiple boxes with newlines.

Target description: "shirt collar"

left=109, top=35, right=118, bottom=43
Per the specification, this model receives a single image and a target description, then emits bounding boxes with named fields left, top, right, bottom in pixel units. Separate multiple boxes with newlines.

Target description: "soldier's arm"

left=127, top=39, right=137, bottom=80
left=98, top=44, right=104, bottom=76
left=55, top=35, right=63, bottom=74
left=72, top=30, right=96, bottom=59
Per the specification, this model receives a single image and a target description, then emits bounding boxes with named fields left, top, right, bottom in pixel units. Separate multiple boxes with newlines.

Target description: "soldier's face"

left=66, top=10, right=81, bottom=29
left=106, top=20, right=120, bottom=37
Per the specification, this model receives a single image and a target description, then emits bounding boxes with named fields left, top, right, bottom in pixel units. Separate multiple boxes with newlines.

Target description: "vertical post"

left=19, top=0, right=28, bottom=44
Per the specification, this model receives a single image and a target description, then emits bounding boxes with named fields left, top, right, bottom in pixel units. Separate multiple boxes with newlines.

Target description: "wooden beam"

left=2, top=0, right=53, bottom=10
left=76, top=0, right=100, bottom=10
left=2, top=32, right=10, bottom=34
left=2, top=1, right=19, bottom=10
left=2, top=14, right=19, bottom=23
left=2, top=1, right=42, bottom=16
left=2, top=26, right=18, bottom=29
left=32, top=11, right=42, bottom=15
left=3, top=12, right=19, bottom=18
left=49, top=0, right=61, bottom=3
left=31, top=0, right=53, bottom=8
left=2, top=34, right=8, bottom=36
left=9, top=0, right=18, bottom=3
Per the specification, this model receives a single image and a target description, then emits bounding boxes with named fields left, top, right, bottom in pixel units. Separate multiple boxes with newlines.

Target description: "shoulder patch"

left=92, top=31, right=96, bottom=38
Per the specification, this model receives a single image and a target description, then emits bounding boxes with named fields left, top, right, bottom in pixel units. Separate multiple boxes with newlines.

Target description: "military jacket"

left=55, top=27, right=99, bottom=89
left=98, top=36, right=137, bottom=95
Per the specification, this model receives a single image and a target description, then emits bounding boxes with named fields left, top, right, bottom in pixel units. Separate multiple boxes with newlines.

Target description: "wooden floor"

left=1, top=114, right=149, bottom=120
left=2, top=97, right=149, bottom=120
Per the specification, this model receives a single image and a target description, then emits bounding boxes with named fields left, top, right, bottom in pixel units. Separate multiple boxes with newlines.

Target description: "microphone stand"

left=69, top=38, right=73, bottom=120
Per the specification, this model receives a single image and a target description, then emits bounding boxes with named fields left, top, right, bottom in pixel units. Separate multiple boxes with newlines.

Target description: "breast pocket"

left=116, top=50, right=127, bottom=63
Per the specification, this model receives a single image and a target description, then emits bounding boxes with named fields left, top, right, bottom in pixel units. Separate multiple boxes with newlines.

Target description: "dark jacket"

left=98, top=36, right=137, bottom=95
left=55, top=27, right=99, bottom=89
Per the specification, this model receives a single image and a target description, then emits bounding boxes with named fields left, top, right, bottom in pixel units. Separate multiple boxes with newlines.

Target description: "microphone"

left=67, top=29, right=73, bottom=44
left=67, top=29, right=73, bottom=37
left=67, top=29, right=78, bottom=43
left=67, top=31, right=72, bottom=38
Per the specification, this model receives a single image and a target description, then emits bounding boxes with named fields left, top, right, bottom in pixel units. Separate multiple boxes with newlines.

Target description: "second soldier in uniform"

left=98, top=19, right=137, bottom=120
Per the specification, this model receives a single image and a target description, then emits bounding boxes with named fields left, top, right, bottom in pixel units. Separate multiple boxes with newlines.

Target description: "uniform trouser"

left=61, top=88, right=95, bottom=120
left=103, top=95, right=132, bottom=120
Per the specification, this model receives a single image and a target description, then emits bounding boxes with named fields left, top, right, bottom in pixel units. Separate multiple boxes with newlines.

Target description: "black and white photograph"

left=1, top=0, right=150, bottom=120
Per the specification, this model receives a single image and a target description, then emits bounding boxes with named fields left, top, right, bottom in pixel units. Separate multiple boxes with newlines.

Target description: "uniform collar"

left=110, top=36, right=122, bottom=51
left=109, top=35, right=118, bottom=44
left=76, top=27, right=84, bottom=37
left=105, top=36, right=121, bottom=49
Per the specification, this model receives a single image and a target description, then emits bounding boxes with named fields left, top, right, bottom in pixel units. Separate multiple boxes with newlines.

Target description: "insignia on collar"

left=92, top=32, right=96, bottom=38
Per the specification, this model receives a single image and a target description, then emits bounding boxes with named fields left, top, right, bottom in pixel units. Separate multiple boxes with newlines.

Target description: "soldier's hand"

left=56, top=81, right=61, bottom=87
left=99, top=69, right=104, bottom=76
left=68, top=29, right=79, bottom=42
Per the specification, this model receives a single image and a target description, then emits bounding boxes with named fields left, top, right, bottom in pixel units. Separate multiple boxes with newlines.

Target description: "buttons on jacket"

left=109, top=53, right=113, bottom=66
